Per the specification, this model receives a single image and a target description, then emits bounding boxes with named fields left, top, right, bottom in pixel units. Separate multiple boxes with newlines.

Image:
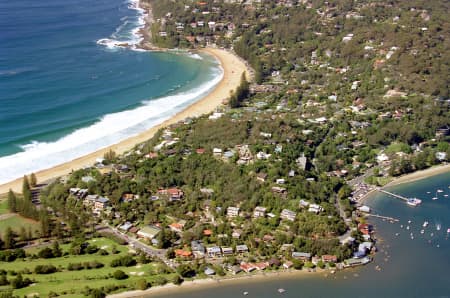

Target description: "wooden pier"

left=377, top=189, right=408, bottom=201
left=366, top=213, right=399, bottom=222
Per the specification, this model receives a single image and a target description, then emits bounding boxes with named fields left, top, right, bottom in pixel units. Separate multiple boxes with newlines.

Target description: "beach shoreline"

left=0, top=47, right=250, bottom=195
left=107, top=269, right=326, bottom=298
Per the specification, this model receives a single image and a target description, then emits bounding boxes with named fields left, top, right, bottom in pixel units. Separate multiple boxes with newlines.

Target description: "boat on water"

left=437, top=189, right=444, bottom=193
left=406, top=226, right=410, bottom=230
left=432, top=196, right=438, bottom=200
left=423, top=221, right=429, bottom=227
left=407, top=198, right=422, bottom=206
left=278, top=288, right=286, bottom=294
left=243, top=291, right=249, bottom=296
left=436, top=224, right=441, bottom=231
left=420, top=229, right=425, bottom=234
left=447, top=228, right=450, bottom=233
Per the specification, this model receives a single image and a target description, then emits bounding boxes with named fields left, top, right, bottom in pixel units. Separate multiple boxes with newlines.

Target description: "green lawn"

left=0, top=200, right=8, bottom=215
left=0, top=214, right=39, bottom=236
left=0, top=237, right=174, bottom=298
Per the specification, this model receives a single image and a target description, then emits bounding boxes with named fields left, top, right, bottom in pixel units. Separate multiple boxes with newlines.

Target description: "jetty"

left=366, top=214, right=399, bottom=222
left=375, top=189, right=422, bottom=206
left=378, top=189, right=408, bottom=201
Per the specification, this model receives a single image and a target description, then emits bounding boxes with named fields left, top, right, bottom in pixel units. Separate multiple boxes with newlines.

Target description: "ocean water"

left=0, top=0, right=222, bottom=184
left=152, top=171, right=450, bottom=298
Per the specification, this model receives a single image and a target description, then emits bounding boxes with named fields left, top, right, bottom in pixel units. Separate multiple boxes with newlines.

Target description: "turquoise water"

left=0, top=0, right=222, bottom=183
left=152, top=171, right=450, bottom=297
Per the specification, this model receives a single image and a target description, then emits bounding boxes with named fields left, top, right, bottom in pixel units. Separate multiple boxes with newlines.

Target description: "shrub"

left=35, top=265, right=57, bottom=274
left=113, top=270, right=128, bottom=280
left=110, top=255, right=136, bottom=267
left=38, top=247, right=54, bottom=259
left=135, top=278, right=148, bottom=290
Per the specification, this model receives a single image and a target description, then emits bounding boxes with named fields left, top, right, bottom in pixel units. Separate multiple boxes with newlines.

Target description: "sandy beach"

left=0, top=47, right=251, bottom=194
left=107, top=269, right=324, bottom=298
left=384, top=163, right=450, bottom=188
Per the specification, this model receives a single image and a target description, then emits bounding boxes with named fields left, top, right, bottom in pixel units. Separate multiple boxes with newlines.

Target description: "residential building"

left=236, top=244, right=249, bottom=254
left=292, top=252, right=311, bottom=261
left=206, top=246, right=222, bottom=258
left=253, top=206, right=267, bottom=218
left=227, top=206, right=240, bottom=218
left=94, top=197, right=109, bottom=210
left=137, top=225, right=161, bottom=240
left=280, top=209, right=296, bottom=221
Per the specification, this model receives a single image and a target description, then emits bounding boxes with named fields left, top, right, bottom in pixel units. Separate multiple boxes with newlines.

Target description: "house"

left=358, top=205, right=371, bottom=213
left=191, top=240, right=205, bottom=254
left=292, top=252, right=311, bottom=261
left=376, top=153, right=389, bottom=163
left=268, top=258, right=281, bottom=267
left=280, top=209, right=296, bottom=221
left=358, top=223, right=373, bottom=235
left=299, top=199, right=309, bottom=208
left=204, top=267, right=216, bottom=275
left=253, top=206, right=267, bottom=218
left=296, top=154, right=307, bottom=171
left=256, top=151, right=271, bottom=160
left=137, top=225, right=161, bottom=240
left=158, top=188, right=184, bottom=201
left=254, top=262, right=269, bottom=270
left=236, top=244, right=249, bottom=254
left=175, top=249, right=192, bottom=258
left=169, top=222, right=184, bottom=233
left=232, top=229, right=241, bottom=239
left=256, top=172, right=268, bottom=182
left=436, top=152, right=447, bottom=161
left=227, top=206, right=240, bottom=218
left=221, top=247, right=233, bottom=256
left=240, top=262, right=257, bottom=273
left=227, top=265, right=242, bottom=275
left=122, top=193, right=137, bottom=202
left=308, top=204, right=323, bottom=214
left=118, top=222, right=133, bottom=232
left=272, top=186, right=287, bottom=195
left=203, top=229, right=213, bottom=236
left=129, top=227, right=140, bottom=234
left=206, top=246, right=222, bottom=258
left=283, top=261, right=294, bottom=269
left=276, top=178, right=286, bottom=184
left=322, top=255, right=338, bottom=263
left=213, top=148, right=223, bottom=156
left=196, top=148, right=206, bottom=154
left=83, top=194, right=98, bottom=207
left=94, top=197, right=109, bottom=210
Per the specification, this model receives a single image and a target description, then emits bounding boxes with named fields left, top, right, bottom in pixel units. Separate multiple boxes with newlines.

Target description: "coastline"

left=358, top=163, right=450, bottom=204
left=107, top=269, right=325, bottom=298
left=0, top=47, right=250, bottom=194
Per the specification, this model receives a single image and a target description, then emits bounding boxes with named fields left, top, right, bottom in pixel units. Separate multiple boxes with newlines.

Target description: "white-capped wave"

left=96, top=0, right=148, bottom=51
left=0, top=69, right=224, bottom=184
left=188, top=53, right=204, bottom=60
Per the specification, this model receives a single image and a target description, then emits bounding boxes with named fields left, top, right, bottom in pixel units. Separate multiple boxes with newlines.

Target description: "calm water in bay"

left=152, top=171, right=450, bottom=298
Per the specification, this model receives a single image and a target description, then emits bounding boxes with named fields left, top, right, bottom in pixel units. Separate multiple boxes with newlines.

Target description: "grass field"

left=0, top=214, right=39, bottom=236
left=0, top=199, right=9, bottom=215
left=0, top=237, right=174, bottom=298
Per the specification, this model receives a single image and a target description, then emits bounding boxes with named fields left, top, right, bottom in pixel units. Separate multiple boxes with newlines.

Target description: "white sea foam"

left=96, top=0, right=148, bottom=51
left=188, top=53, right=204, bottom=60
left=0, top=69, right=223, bottom=184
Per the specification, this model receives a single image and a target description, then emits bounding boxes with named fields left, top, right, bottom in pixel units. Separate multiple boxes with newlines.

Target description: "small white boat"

left=243, top=291, right=249, bottom=296
left=408, top=220, right=412, bottom=224
left=420, top=229, right=424, bottom=234
left=406, top=226, right=410, bottom=230
left=436, top=224, right=441, bottom=231
left=444, top=194, right=448, bottom=197
left=423, top=221, right=429, bottom=227
left=447, top=228, right=450, bottom=233
left=427, top=191, right=431, bottom=194
left=400, top=225, right=404, bottom=228
left=431, top=233, right=434, bottom=237
left=432, top=197, right=438, bottom=200
left=278, top=288, right=286, bottom=293
left=437, top=189, right=444, bottom=193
